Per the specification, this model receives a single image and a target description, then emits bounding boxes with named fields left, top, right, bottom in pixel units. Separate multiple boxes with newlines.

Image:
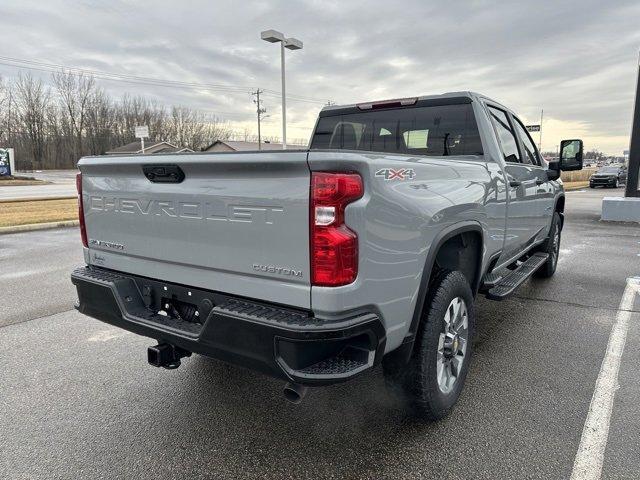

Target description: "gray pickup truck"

left=71, top=92, right=584, bottom=420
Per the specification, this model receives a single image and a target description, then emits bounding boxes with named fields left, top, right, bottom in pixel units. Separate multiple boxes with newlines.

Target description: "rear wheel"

left=535, top=211, right=561, bottom=278
left=384, top=270, right=475, bottom=421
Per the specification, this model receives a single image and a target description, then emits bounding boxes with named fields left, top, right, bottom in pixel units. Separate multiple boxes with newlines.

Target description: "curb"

left=0, top=181, right=52, bottom=186
left=0, top=220, right=79, bottom=235
left=0, top=196, right=76, bottom=203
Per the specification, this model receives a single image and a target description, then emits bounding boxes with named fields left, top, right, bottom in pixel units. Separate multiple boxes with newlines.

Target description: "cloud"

left=1, top=0, right=638, bottom=153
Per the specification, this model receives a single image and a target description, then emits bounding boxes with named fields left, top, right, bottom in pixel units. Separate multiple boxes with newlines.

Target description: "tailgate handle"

left=143, top=165, right=185, bottom=183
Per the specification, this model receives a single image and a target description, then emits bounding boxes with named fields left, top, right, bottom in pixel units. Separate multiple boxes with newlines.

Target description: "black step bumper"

left=71, top=266, right=385, bottom=385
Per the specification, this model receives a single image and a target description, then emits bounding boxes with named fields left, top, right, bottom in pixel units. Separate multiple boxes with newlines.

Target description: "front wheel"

left=383, top=270, right=475, bottom=421
left=535, top=211, right=561, bottom=278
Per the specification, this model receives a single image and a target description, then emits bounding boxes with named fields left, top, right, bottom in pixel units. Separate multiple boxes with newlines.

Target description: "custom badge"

left=375, top=168, right=416, bottom=181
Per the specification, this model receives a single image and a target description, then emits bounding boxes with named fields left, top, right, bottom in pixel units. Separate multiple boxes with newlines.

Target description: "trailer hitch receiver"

left=147, top=343, right=191, bottom=369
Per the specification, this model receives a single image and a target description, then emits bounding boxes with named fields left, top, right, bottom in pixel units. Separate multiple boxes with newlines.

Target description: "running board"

left=485, top=253, right=549, bottom=301
left=480, top=271, right=504, bottom=289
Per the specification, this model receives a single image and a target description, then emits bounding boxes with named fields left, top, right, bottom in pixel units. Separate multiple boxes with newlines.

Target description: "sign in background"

left=135, top=125, right=149, bottom=138
left=526, top=125, right=541, bottom=132
left=136, top=125, right=149, bottom=138
left=0, top=148, right=14, bottom=176
left=135, top=125, right=149, bottom=154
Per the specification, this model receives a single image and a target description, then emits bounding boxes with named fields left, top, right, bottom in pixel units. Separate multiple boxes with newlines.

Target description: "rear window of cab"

left=310, top=103, right=483, bottom=156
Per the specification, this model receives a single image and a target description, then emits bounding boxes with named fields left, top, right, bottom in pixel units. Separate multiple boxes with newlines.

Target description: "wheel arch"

left=385, top=221, right=484, bottom=365
left=555, top=194, right=565, bottom=230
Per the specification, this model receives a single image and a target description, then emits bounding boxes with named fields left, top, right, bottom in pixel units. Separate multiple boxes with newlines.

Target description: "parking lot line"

left=570, top=277, right=640, bottom=480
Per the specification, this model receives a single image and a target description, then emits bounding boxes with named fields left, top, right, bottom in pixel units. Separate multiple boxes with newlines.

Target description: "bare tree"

left=113, top=94, right=166, bottom=146
left=203, top=116, right=232, bottom=148
left=4, top=72, right=247, bottom=167
left=86, top=88, right=115, bottom=155
left=15, top=73, right=51, bottom=168
left=52, top=71, right=95, bottom=162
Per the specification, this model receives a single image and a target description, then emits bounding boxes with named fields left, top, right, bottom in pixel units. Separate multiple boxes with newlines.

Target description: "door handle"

left=509, top=180, right=521, bottom=187
left=142, top=164, right=185, bottom=183
left=535, top=179, right=544, bottom=185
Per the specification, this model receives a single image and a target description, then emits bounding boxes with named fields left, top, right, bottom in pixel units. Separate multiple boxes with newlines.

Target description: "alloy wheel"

left=437, top=297, right=469, bottom=394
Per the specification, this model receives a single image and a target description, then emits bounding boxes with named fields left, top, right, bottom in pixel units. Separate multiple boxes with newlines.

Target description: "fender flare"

left=386, top=221, right=484, bottom=365
left=554, top=194, right=565, bottom=230
left=410, top=222, right=483, bottom=338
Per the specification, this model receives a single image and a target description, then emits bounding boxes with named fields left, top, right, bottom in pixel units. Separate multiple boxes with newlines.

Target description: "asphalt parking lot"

left=1, top=188, right=639, bottom=479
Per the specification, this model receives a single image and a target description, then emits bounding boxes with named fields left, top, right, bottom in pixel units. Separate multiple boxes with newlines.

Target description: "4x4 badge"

left=375, top=168, right=416, bottom=181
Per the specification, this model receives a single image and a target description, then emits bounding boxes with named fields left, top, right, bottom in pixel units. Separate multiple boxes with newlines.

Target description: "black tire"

left=383, top=270, right=475, bottom=421
left=535, top=211, right=561, bottom=278
left=589, top=185, right=595, bottom=188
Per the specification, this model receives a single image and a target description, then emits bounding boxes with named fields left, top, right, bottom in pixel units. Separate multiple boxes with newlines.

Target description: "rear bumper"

left=71, top=266, right=385, bottom=385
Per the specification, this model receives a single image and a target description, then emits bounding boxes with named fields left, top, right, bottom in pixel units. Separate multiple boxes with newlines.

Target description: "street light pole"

left=280, top=40, right=286, bottom=149
left=261, top=29, right=303, bottom=151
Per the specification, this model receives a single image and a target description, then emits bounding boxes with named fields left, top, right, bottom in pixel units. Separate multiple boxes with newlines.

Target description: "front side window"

left=310, top=103, right=483, bottom=156
left=513, top=117, right=541, bottom=166
left=487, top=106, right=520, bottom=163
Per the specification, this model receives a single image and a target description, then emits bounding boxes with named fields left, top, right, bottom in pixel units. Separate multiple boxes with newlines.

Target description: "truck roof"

left=320, top=91, right=510, bottom=116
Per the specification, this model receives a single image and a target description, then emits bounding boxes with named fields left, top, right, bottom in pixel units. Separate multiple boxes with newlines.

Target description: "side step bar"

left=484, top=252, right=549, bottom=301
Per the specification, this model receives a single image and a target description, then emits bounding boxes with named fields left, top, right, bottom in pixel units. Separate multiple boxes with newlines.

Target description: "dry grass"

left=0, top=176, right=49, bottom=186
left=562, top=181, right=590, bottom=191
left=561, top=168, right=595, bottom=182
left=0, top=198, right=77, bottom=227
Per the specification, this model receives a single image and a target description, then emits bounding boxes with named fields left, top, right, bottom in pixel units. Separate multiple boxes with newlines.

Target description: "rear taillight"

left=310, top=172, right=363, bottom=286
left=76, top=172, right=88, bottom=247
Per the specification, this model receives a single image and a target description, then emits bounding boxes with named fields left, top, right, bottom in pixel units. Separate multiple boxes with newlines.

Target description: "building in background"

left=204, top=140, right=284, bottom=152
left=105, top=141, right=193, bottom=155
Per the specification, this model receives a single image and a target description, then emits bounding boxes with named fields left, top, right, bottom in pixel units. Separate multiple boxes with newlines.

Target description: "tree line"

left=0, top=72, right=244, bottom=170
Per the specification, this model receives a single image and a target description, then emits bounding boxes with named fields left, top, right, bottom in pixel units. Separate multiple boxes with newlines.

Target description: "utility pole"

left=252, top=89, right=267, bottom=150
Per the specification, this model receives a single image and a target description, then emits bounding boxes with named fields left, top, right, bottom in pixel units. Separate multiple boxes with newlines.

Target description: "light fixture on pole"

left=260, top=29, right=303, bottom=150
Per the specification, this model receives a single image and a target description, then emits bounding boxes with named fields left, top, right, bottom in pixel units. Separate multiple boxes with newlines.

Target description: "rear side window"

left=513, top=117, right=541, bottom=166
left=487, top=106, right=520, bottom=163
left=310, top=103, right=483, bottom=156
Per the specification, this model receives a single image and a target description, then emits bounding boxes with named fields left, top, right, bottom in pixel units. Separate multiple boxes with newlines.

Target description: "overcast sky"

left=1, top=0, right=640, bottom=154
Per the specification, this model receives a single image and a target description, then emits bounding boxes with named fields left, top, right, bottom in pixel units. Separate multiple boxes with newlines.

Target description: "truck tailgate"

left=78, top=151, right=311, bottom=308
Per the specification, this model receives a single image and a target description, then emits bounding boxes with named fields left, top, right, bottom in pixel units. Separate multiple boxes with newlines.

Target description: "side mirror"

left=559, top=139, right=583, bottom=171
left=546, top=160, right=561, bottom=181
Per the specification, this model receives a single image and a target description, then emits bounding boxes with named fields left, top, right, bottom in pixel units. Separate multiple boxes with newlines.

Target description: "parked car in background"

left=589, top=165, right=627, bottom=188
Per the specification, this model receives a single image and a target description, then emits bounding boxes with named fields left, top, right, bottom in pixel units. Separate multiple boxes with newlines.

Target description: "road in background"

left=20, top=169, right=78, bottom=184
left=0, top=169, right=77, bottom=200
left=1, top=188, right=638, bottom=480
left=0, top=184, right=77, bottom=200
